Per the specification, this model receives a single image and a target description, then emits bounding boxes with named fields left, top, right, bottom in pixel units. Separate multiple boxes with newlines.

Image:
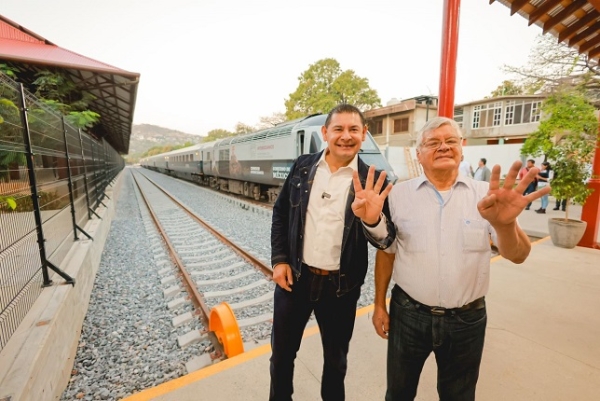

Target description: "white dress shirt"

left=302, top=152, right=357, bottom=271
left=370, top=174, right=500, bottom=308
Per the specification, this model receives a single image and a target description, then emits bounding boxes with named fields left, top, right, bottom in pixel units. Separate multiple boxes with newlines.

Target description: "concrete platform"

left=122, top=198, right=600, bottom=401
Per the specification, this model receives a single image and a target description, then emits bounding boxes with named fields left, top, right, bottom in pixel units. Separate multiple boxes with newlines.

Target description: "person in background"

left=519, top=159, right=537, bottom=210
left=535, top=162, right=550, bottom=213
left=473, top=157, right=491, bottom=182
left=365, top=117, right=549, bottom=400
left=269, top=104, right=395, bottom=401
left=459, top=155, right=473, bottom=177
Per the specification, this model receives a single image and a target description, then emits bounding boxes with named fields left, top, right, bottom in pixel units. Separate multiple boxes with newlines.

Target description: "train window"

left=360, top=133, right=380, bottom=152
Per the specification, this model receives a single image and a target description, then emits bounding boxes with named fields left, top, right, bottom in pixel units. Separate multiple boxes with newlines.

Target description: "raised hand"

left=351, top=165, right=393, bottom=225
left=478, top=161, right=551, bottom=228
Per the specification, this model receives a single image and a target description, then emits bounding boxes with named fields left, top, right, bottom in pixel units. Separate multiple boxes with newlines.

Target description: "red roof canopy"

left=0, top=15, right=139, bottom=154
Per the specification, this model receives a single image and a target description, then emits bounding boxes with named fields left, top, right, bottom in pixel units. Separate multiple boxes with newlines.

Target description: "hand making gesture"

left=351, top=165, right=393, bottom=225
left=478, top=160, right=551, bottom=228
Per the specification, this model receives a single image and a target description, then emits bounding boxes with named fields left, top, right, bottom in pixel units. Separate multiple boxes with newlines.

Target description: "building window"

left=505, top=100, right=542, bottom=125
left=393, top=117, right=409, bottom=133
left=472, top=102, right=502, bottom=128
left=375, top=120, right=383, bottom=135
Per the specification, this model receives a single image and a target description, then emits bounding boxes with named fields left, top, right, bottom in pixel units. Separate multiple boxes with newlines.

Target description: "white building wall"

left=386, top=144, right=545, bottom=182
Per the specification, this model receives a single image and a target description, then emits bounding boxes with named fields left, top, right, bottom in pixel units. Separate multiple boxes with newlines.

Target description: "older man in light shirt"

left=353, top=117, right=549, bottom=400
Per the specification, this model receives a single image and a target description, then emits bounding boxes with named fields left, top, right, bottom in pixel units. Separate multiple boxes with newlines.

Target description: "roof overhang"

left=0, top=15, right=139, bottom=154
left=492, top=0, right=600, bottom=63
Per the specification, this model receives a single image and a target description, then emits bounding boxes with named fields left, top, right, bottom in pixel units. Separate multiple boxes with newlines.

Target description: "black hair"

left=480, top=158, right=487, bottom=165
left=324, top=104, right=366, bottom=127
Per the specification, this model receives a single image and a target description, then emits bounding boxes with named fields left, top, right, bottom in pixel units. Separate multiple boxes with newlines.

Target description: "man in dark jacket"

left=269, top=104, right=395, bottom=401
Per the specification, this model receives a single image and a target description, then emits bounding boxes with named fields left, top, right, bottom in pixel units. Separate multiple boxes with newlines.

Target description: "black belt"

left=303, top=263, right=339, bottom=276
left=394, top=285, right=485, bottom=316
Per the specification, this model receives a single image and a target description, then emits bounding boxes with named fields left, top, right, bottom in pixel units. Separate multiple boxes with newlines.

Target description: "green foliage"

left=33, top=70, right=77, bottom=102
left=234, top=122, right=255, bottom=135
left=521, top=88, right=598, bottom=220
left=285, top=58, right=381, bottom=119
left=66, top=110, right=101, bottom=129
left=0, top=196, right=17, bottom=210
left=487, top=80, right=525, bottom=97
left=202, top=128, right=235, bottom=143
left=139, top=142, right=196, bottom=158
left=0, top=64, right=20, bottom=79
left=5, top=191, right=63, bottom=212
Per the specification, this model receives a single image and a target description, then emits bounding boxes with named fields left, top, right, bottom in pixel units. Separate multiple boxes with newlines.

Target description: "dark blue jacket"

left=271, top=151, right=396, bottom=296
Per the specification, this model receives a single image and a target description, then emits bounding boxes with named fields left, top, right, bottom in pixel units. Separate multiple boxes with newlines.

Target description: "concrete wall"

left=0, top=171, right=124, bottom=401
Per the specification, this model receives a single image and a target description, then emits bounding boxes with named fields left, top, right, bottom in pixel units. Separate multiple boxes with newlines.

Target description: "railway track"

left=130, top=169, right=274, bottom=372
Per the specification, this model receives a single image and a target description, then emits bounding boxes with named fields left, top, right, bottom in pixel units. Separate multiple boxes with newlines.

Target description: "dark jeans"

left=269, top=265, right=361, bottom=401
left=386, top=286, right=487, bottom=401
left=524, top=182, right=537, bottom=209
left=555, top=199, right=567, bottom=210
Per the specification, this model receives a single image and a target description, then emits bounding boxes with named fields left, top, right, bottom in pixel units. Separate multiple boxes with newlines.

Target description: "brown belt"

left=305, top=264, right=339, bottom=276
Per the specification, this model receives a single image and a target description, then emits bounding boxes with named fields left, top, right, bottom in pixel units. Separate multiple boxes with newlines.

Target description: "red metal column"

left=438, top=0, right=461, bottom=118
left=578, top=121, right=600, bottom=248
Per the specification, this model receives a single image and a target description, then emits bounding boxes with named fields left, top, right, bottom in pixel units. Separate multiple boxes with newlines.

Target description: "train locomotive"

left=140, top=114, right=397, bottom=203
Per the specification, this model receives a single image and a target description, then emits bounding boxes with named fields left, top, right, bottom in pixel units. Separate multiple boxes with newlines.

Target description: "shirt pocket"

left=399, top=220, right=428, bottom=253
left=289, top=177, right=302, bottom=207
left=461, top=218, right=490, bottom=252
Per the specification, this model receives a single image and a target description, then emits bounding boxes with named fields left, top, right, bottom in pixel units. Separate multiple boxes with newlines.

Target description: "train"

left=139, top=113, right=397, bottom=203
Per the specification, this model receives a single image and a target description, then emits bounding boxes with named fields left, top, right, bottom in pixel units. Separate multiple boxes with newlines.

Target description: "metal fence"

left=0, top=73, right=124, bottom=352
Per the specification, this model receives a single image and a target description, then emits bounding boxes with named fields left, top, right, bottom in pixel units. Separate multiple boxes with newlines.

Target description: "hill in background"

left=126, top=124, right=204, bottom=162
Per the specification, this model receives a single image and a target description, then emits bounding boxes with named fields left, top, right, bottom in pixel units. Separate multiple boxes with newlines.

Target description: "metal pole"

left=438, top=0, right=461, bottom=119
left=62, top=118, right=79, bottom=241
left=62, top=119, right=92, bottom=241
left=578, top=117, right=600, bottom=248
left=78, top=129, right=93, bottom=220
left=18, top=84, right=74, bottom=286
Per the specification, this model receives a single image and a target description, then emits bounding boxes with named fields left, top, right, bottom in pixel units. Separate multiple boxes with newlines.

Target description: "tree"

left=285, top=58, right=381, bottom=119
left=202, top=128, right=234, bottom=143
left=256, top=112, right=287, bottom=129
left=487, top=80, right=525, bottom=98
left=520, top=86, right=598, bottom=221
left=504, top=34, right=600, bottom=103
left=234, top=122, right=255, bottom=135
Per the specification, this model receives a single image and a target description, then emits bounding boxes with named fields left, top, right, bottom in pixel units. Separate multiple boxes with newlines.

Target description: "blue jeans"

left=269, top=265, right=361, bottom=401
left=524, top=182, right=537, bottom=209
left=386, top=286, right=487, bottom=401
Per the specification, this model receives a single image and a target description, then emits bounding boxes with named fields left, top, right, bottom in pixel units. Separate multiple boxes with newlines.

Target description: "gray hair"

left=415, top=116, right=463, bottom=148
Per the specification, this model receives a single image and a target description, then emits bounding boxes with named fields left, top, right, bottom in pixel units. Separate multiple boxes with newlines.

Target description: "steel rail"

left=137, top=171, right=274, bottom=279
left=130, top=171, right=225, bottom=358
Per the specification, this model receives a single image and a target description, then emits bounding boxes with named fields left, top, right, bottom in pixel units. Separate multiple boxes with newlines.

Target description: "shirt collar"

left=317, top=150, right=359, bottom=172
left=414, top=172, right=471, bottom=190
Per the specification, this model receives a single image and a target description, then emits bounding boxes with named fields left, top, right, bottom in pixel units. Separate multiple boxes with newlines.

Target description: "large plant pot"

left=548, top=218, right=588, bottom=249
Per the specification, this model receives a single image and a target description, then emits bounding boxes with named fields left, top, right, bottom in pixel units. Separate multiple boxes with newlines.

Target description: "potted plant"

left=521, top=87, right=598, bottom=248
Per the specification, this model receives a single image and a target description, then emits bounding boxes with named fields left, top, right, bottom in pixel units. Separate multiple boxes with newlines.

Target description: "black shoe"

left=535, top=208, right=542, bottom=212
left=561, top=208, right=566, bottom=211
left=536, top=209, right=546, bottom=214
left=553, top=207, right=559, bottom=210
left=525, top=207, right=530, bottom=210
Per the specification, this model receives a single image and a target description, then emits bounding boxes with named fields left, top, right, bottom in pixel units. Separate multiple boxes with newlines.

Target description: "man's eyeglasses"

left=420, top=137, right=463, bottom=150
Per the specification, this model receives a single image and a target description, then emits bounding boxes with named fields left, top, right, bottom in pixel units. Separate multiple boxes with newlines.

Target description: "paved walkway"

left=123, top=198, right=600, bottom=401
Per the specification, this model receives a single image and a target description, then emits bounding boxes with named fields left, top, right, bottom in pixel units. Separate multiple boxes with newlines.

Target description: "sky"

left=2, top=0, right=544, bottom=137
